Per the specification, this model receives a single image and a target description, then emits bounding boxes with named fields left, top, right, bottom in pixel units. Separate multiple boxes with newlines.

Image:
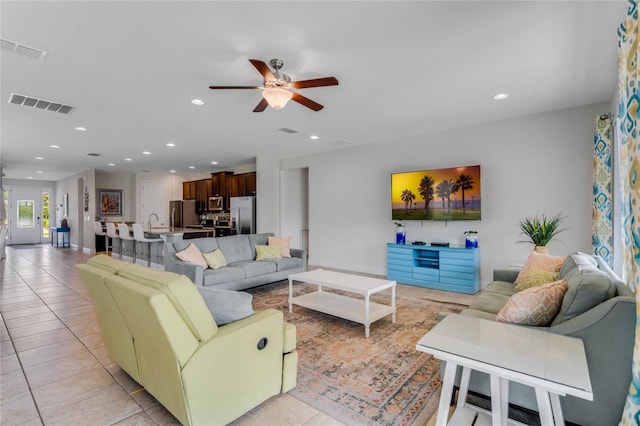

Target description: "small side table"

left=51, top=227, right=70, bottom=248
left=416, top=314, right=592, bottom=426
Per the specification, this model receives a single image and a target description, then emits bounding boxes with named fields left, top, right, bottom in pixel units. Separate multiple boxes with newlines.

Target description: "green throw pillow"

left=515, top=267, right=559, bottom=291
left=255, top=245, right=282, bottom=260
left=203, top=249, right=227, bottom=270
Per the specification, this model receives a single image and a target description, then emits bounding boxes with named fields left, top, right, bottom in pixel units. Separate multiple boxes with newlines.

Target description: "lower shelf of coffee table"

left=290, top=291, right=394, bottom=327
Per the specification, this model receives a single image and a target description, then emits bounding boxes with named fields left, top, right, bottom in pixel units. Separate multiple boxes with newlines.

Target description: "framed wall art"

left=97, top=189, right=123, bottom=216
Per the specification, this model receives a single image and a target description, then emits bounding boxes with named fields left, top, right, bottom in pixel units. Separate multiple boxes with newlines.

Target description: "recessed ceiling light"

left=166, top=143, right=175, bottom=147
left=108, top=163, right=116, bottom=166
left=35, top=156, right=44, bottom=160
left=36, top=171, right=43, bottom=174
left=310, top=135, right=319, bottom=140
left=49, top=145, right=60, bottom=149
left=73, top=126, right=87, bottom=132
left=191, top=99, right=205, bottom=106
left=124, top=158, right=132, bottom=161
left=142, top=151, right=151, bottom=155
left=170, top=169, right=176, bottom=173
left=493, top=93, right=509, bottom=100
left=27, top=176, right=33, bottom=179
left=189, top=166, right=195, bottom=169
left=211, top=161, right=218, bottom=165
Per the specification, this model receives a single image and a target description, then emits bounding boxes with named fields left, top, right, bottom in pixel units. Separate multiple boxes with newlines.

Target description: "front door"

left=9, top=187, right=44, bottom=244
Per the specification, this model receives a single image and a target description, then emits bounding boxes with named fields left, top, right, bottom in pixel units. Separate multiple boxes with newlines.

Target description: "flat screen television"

left=391, top=165, right=481, bottom=221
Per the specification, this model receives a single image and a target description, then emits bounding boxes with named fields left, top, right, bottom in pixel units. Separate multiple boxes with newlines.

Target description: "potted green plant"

left=518, top=213, right=565, bottom=254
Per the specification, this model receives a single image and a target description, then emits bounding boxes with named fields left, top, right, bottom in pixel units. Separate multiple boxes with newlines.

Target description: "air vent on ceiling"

left=87, top=153, right=101, bottom=157
left=9, top=93, right=75, bottom=114
left=1, top=38, right=48, bottom=60
left=278, top=127, right=299, bottom=134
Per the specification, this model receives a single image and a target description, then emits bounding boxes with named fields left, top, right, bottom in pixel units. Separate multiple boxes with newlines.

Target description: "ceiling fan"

left=209, top=58, right=338, bottom=112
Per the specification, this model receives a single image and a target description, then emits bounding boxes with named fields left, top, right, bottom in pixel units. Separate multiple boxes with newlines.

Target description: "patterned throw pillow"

left=514, top=251, right=565, bottom=288
left=202, top=249, right=227, bottom=270
left=175, top=243, right=208, bottom=269
left=268, top=235, right=292, bottom=257
left=514, top=267, right=559, bottom=291
left=496, top=279, right=568, bottom=326
left=255, top=245, right=282, bottom=260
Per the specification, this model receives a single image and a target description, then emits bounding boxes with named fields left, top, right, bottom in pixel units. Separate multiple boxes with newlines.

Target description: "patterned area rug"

left=247, top=281, right=465, bottom=425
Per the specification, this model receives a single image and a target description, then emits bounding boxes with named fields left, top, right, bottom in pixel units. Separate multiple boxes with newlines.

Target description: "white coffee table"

left=416, top=314, right=592, bottom=426
left=288, top=269, right=396, bottom=337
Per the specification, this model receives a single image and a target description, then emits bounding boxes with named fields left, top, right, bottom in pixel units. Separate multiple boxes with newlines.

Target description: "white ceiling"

left=0, top=1, right=626, bottom=181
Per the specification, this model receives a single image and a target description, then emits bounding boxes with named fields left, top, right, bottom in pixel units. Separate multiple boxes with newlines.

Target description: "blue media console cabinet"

left=386, top=243, right=480, bottom=294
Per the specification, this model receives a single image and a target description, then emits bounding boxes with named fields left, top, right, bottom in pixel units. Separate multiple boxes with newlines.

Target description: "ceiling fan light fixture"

left=262, top=87, right=293, bottom=110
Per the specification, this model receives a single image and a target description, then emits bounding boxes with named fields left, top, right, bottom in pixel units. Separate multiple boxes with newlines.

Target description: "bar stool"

left=94, top=221, right=112, bottom=254
left=117, top=223, right=136, bottom=263
left=132, top=224, right=163, bottom=267
left=106, top=223, right=120, bottom=258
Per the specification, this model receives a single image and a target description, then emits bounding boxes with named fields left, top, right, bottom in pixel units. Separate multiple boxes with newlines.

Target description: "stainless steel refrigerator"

left=230, top=196, right=256, bottom=234
left=169, top=200, right=198, bottom=228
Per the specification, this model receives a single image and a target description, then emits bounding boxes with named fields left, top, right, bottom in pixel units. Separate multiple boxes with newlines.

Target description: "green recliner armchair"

left=76, top=255, right=298, bottom=426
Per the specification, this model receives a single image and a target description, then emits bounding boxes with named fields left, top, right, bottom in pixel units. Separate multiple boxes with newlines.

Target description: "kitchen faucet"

left=148, top=213, right=159, bottom=231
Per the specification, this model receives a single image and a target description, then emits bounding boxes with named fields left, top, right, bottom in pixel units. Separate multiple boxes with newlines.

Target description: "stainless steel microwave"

left=208, top=196, right=223, bottom=211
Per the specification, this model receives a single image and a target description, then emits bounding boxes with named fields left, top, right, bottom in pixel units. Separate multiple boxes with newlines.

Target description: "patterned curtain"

left=618, top=1, right=640, bottom=424
left=593, top=114, right=614, bottom=266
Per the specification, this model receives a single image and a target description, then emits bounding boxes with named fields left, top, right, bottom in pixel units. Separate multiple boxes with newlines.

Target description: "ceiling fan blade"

left=249, top=59, right=276, bottom=81
left=253, top=98, right=269, bottom=113
left=209, top=86, right=261, bottom=90
left=291, top=77, right=339, bottom=89
left=292, top=92, right=324, bottom=111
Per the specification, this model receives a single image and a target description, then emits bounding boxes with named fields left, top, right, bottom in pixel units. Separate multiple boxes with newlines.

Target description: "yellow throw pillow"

left=203, top=249, right=227, bottom=270
left=496, top=279, right=568, bottom=326
left=255, top=245, right=282, bottom=260
left=514, top=267, right=559, bottom=291
left=268, top=235, right=292, bottom=257
left=175, top=243, right=208, bottom=269
left=514, top=251, right=565, bottom=287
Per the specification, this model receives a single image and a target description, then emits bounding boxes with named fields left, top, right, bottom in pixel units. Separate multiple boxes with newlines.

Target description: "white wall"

left=280, top=168, right=309, bottom=250
left=134, top=173, right=184, bottom=225
left=276, top=102, right=609, bottom=286
left=56, top=170, right=95, bottom=251
left=256, top=155, right=281, bottom=234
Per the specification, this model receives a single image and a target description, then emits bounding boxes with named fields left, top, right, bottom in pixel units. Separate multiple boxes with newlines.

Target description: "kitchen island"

left=111, top=227, right=210, bottom=267
left=147, top=226, right=215, bottom=241
left=180, top=225, right=235, bottom=238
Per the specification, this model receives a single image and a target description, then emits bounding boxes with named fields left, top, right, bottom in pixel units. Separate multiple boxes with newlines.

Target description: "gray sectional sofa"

left=447, top=252, right=635, bottom=426
left=164, top=233, right=307, bottom=290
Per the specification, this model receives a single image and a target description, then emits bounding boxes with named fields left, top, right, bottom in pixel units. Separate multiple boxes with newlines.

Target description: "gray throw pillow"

left=197, top=287, right=254, bottom=326
left=559, top=252, right=597, bottom=281
left=551, top=254, right=614, bottom=326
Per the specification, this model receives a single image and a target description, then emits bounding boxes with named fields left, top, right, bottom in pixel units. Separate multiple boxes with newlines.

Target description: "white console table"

left=416, top=314, right=592, bottom=426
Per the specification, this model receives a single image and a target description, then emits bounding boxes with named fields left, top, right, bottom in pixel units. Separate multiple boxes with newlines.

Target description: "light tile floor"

left=1, top=244, right=473, bottom=425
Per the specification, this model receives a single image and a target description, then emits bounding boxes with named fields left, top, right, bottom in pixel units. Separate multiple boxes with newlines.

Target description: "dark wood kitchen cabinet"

left=195, top=179, right=211, bottom=212
left=238, top=172, right=256, bottom=196
left=211, top=172, right=230, bottom=196
left=226, top=175, right=239, bottom=199
left=182, top=181, right=196, bottom=200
